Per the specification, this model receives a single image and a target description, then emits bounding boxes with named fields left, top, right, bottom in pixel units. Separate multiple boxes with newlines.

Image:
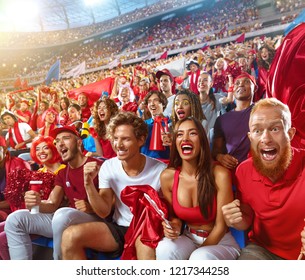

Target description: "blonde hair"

left=214, top=57, right=227, bottom=71
left=250, top=97, right=291, bottom=129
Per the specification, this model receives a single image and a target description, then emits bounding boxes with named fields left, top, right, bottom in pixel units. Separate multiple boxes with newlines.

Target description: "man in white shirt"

left=1, top=110, right=36, bottom=157
left=61, top=112, right=167, bottom=260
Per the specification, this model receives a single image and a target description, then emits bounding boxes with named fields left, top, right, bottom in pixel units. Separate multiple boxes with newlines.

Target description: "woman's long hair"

left=93, top=96, right=119, bottom=138
left=168, top=117, right=216, bottom=219
left=257, top=44, right=275, bottom=70
left=171, top=89, right=206, bottom=129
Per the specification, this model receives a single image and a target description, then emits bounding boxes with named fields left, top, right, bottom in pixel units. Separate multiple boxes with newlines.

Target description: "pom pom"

left=121, top=101, right=138, bottom=113
left=4, top=169, right=56, bottom=211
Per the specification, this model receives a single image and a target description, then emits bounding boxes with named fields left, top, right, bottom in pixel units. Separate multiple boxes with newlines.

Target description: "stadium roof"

left=0, top=0, right=161, bottom=32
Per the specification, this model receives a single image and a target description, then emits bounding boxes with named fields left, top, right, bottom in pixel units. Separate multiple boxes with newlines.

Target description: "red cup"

left=30, top=181, right=43, bottom=193
left=29, top=181, right=43, bottom=214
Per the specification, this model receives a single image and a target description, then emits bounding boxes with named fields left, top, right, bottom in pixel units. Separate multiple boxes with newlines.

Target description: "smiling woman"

left=0, top=135, right=65, bottom=260
left=156, top=117, right=240, bottom=260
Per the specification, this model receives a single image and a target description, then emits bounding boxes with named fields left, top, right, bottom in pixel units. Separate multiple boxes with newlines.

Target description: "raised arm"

left=83, top=161, right=114, bottom=218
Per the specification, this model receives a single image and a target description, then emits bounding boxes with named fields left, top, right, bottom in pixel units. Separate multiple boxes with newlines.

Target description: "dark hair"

left=93, top=96, right=119, bottom=138
left=257, top=44, right=275, bottom=70
left=143, top=90, right=168, bottom=110
left=171, top=89, right=206, bottom=128
left=169, top=117, right=216, bottom=219
left=199, top=71, right=216, bottom=111
left=68, top=103, right=81, bottom=112
left=60, top=97, right=70, bottom=111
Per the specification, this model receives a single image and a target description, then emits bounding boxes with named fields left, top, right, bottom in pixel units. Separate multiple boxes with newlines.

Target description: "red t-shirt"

left=98, top=138, right=116, bottom=159
left=236, top=147, right=305, bottom=259
left=81, top=106, right=92, bottom=122
left=54, top=157, right=102, bottom=208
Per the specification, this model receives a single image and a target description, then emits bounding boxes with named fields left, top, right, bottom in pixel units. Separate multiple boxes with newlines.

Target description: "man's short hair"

left=250, top=97, right=292, bottom=129
left=107, top=112, right=148, bottom=142
left=68, top=103, right=81, bottom=112
left=143, top=90, right=168, bottom=110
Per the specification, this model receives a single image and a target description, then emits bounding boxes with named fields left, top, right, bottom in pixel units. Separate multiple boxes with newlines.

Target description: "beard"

left=251, top=143, right=292, bottom=181
left=61, top=143, right=79, bottom=163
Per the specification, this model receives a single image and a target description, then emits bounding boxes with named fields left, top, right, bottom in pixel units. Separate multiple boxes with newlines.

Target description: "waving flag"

left=155, top=57, right=186, bottom=77
left=235, top=33, right=245, bottom=43
left=201, top=43, right=210, bottom=52
left=13, top=76, right=22, bottom=89
left=67, top=77, right=115, bottom=107
left=107, top=58, right=121, bottom=69
left=284, top=8, right=305, bottom=35
left=45, top=60, right=60, bottom=85
left=157, top=50, right=168, bottom=60
left=66, top=61, right=86, bottom=78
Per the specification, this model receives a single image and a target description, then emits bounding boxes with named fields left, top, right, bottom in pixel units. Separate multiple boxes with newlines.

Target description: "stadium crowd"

left=1, top=0, right=303, bottom=87
left=0, top=0, right=305, bottom=261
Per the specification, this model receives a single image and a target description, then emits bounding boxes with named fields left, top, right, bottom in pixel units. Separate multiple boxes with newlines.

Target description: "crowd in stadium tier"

left=0, top=0, right=199, bottom=48
left=2, top=0, right=301, bottom=87
left=0, top=32, right=281, bottom=100
left=1, top=0, right=303, bottom=49
left=0, top=33, right=290, bottom=137
left=274, top=0, right=305, bottom=13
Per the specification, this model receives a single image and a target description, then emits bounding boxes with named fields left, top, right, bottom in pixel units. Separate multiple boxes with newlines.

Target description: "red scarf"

left=189, top=69, right=200, bottom=94
left=8, top=122, right=26, bottom=149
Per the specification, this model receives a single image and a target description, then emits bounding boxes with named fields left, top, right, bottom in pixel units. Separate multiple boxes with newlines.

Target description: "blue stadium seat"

left=230, top=227, right=247, bottom=249
left=32, top=236, right=120, bottom=260
left=32, top=236, right=53, bottom=248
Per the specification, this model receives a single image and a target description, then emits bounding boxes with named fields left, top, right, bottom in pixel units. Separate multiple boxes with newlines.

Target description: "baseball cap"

left=0, top=110, right=18, bottom=123
left=50, top=125, right=80, bottom=139
left=234, top=72, right=257, bottom=87
left=156, top=68, right=174, bottom=81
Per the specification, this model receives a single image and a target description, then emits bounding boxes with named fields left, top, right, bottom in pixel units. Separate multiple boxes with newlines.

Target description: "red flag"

left=266, top=23, right=305, bottom=148
left=14, top=77, right=22, bottom=89
left=159, top=50, right=168, bottom=60
left=22, top=79, right=28, bottom=89
left=201, top=43, right=209, bottom=52
left=235, top=33, right=245, bottom=43
left=219, top=26, right=227, bottom=34
left=67, top=77, right=115, bottom=107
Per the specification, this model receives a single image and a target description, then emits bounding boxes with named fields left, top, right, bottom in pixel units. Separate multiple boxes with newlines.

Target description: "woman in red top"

left=91, top=96, right=119, bottom=159
left=156, top=117, right=240, bottom=259
left=59, top=97, right=70, bottom=126
left=0, top=136, right=65, bottom=260
left=38, top=108, right=59, bottom=137
left=256, top=43, right=275, bottom=102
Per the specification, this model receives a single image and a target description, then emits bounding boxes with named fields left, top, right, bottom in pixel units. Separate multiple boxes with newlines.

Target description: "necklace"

left=122, top=157, right=146, bottom=177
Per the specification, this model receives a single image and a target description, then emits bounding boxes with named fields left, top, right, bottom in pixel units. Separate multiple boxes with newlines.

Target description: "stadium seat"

left=230, top=227, right=247, bottom=249
left=32, top=236, right=121, bottom=260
